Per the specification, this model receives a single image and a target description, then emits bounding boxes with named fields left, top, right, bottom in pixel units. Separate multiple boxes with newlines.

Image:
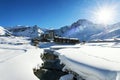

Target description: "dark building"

left=40, top=30, right=55, bottom=42
left=54, top=36, right=80, bottom=44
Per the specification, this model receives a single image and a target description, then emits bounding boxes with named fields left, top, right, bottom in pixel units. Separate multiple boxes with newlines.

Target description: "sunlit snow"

left=0, top=36, right=43, bottom=80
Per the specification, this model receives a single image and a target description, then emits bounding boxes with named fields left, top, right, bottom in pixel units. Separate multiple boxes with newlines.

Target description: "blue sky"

left=0, top=0, right=120, bottom=28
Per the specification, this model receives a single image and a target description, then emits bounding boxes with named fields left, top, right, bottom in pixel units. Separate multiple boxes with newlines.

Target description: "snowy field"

left=53, top=42, right=120, bottom=80
left=0, top=36, right=120, bottom=80
left=0, top=36, right=43, bottom=80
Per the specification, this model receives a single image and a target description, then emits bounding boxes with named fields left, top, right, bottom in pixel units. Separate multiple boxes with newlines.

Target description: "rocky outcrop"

left=33, top=49, right=67, bottom=80
left=33, top=49, right=87, bottom=80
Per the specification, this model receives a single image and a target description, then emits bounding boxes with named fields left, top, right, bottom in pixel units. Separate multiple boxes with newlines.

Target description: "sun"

left=96, top=7, right=114, bottom=24
left=92, top=5, right=118, bottom=25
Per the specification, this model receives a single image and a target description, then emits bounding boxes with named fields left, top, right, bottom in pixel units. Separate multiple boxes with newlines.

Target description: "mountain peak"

left=77, top=19, right=93, bottom=24
left=0, top=26, right=11, bottom=36
left=71, top=19, right=93, bottom=28
left=8, top=25, right=44, bottom=38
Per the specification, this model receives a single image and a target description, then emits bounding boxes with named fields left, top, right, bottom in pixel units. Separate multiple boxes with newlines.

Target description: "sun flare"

left=93, top=5, right=118, bottom=25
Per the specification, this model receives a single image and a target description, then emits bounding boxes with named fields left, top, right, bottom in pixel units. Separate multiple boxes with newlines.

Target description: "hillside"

left=7, top=25, right=44, bottom=39
left=0, top=26, right=12, bottom=36
left=54, top=19, right=105, bottom=41
left=91, top=22, right=120, bottom=40
left=54, top=19, right=120, bottom=41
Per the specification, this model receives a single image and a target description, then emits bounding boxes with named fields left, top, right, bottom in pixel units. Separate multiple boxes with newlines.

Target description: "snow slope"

left=53, top=19, right=120, bottom=41
left=0, top=26, right=11, bottom=36
left=54, top=19, right=105, bottom=41
left=0, top=36, right=43, bottom=80
left=0, top=49, right=43, bottom=80
left=56, top=46, right=120, bottom=71
left=91, top=22, right=120, bottom=40
left=54, top=42, right=120, bottom=80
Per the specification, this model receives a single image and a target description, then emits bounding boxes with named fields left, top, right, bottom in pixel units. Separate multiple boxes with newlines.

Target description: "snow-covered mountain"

left=54, top=19, right=120, bottom=41
left=91, top=22, right=120, bottom=40
left=54, top=19, right=105, bottom=41
left=8, top=25, right=44, bottom=39
left=0, top=26, right=12, bottom=36
left=1, top=19, right=120, bottom=41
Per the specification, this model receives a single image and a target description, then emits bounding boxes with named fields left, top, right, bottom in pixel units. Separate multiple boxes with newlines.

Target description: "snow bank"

left=0, top=36, right=43, bottom=80
left=0, top=48, right=43, bottom=80
left=55, top=45, right=120, bottom=71
left=54, top=44, right=120, bottom=80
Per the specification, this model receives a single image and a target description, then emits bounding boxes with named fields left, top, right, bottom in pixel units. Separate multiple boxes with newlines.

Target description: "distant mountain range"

left=91, top=22, right=120, bottom=40
left=54, top=19, right=105, bottom=41
left=54, top=19, right=120, bottom=41
left=6, top=25, right=44, bottom=38
left=0, top=19, right=120, bottom=41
